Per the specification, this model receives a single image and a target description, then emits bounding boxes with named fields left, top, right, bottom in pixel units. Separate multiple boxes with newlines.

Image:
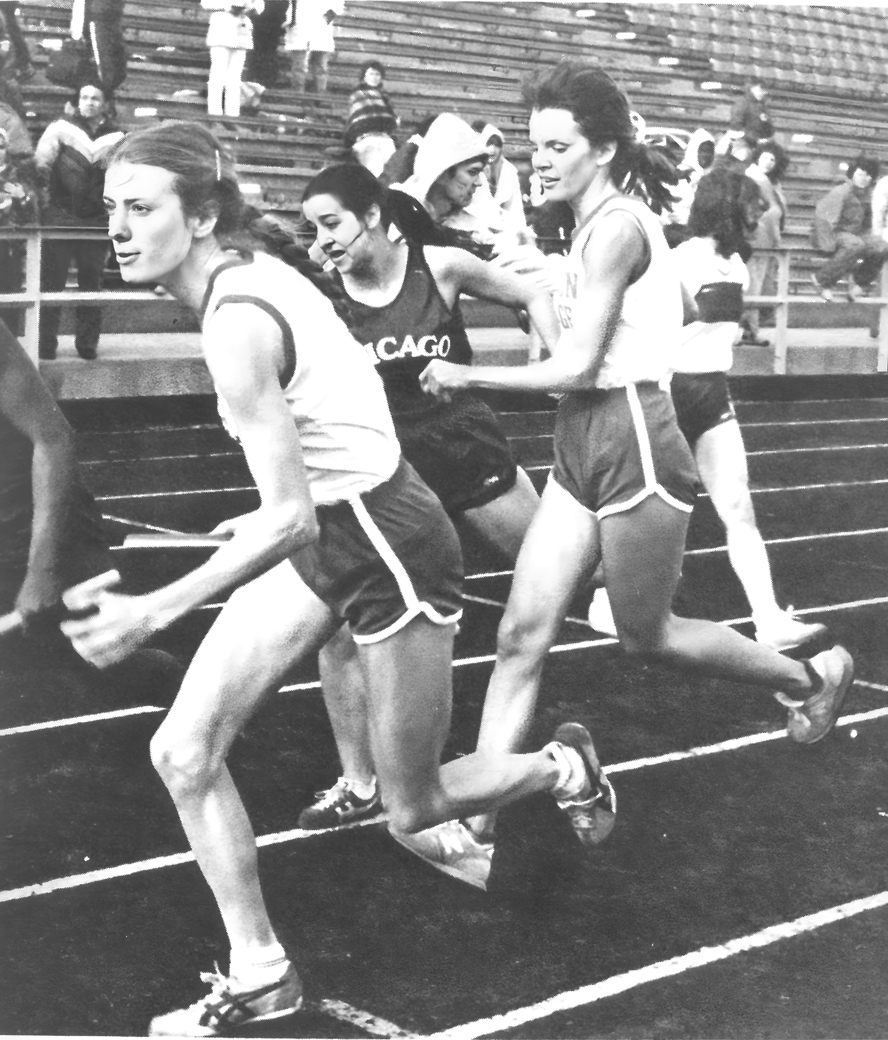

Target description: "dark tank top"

left=340, top=243, right=474, bottom=416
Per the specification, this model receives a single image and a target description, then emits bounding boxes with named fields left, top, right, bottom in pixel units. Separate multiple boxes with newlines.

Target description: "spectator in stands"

left=284, top=0, right=344, bottom=94
left=0, top=91, right=31, bottom=158
left=0, top=3, right=34, bottom=81
left=378, top=111, right=435, bottom=187
left=870, top=169, right=888, bottom=243
left=343, top=60, right=398, bottom=176
left=470, top=120, right=528, bottom=234
left=34, top=81, right=124, bottom=360
left=729, top=78, right=775, bottom=148
left=712, top=134, right=754, bottom=176
left=663, top=127, right=714, bottom=243
left=0, top=126, right=38, bottom=335
left=741, top=140, right=789, bottom=345
left=201, top=0, right=265, bottom=118
left=811, top=155, right=888, bottom=302
left=72, top=0, right=129, bottom=98
left=243, top=0, right=287, bottom=91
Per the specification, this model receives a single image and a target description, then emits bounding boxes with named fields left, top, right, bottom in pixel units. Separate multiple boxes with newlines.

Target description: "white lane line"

left=98, top=486, right=254, bottom=502
left=747, top=442, right=888, bottom=456
left=0, top=816, right=385, bottom=904
left=686, top=527, right=888, bottom=555
left=3, top=697, right=885, bottom=907
left=83, top=451, right=240, bottom=466
left=605, top=706, right=888, bottom=775
left=313, top=999, right=413, bottom=1038
left=102, top=513, right=186, bottom=535
left=0, top=706, right=165, bottom=737
left=425, top=890, right=888, bottom=1040
left=742, top=416, right=888, bottom=427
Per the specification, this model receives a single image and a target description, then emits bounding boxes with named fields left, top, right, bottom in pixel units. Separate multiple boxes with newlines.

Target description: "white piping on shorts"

left=598, top=383, right=694, bottom=518
left=347, top=495, right=462, bottom=645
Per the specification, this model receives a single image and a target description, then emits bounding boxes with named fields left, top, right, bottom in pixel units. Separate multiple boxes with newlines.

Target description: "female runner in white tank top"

left=422, top=62, right=853, bottom=845
left=59, top=121, right=614, bottom=1036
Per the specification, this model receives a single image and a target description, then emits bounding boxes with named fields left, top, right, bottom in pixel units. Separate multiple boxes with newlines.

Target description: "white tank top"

left=553, top=195, right=682, bottom=388
left=203, top=251, right=400, bottom=505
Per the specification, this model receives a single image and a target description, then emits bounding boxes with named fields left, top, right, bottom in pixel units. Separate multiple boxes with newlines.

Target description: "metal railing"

left=2, top=228, right=888, bottom=374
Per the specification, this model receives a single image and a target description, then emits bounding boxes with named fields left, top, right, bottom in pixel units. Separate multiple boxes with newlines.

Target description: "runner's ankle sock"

left=544, top=741, right=588, bottom=801
left=229, top=942, right=290, bottom=986
left=345, top=776, right=377, bottom=800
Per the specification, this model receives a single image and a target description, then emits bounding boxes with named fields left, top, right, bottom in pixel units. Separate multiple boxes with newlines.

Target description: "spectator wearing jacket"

left=284, top=0, right=343, bottom=93
left=34, top=82, right=123, bottom=359
left=811, top=155, right=888, bottom=302
left=742, top=140, right=789, bottom=344
left=344, top=60, right=398, bottom=175
left=201, top=0, right=265, bottom=118
left=729, top=79, right=775, bottom=148
left=0, top=127, right=37, bottom=335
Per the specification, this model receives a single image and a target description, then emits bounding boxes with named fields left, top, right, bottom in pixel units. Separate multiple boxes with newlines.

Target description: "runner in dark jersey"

left=298, top=164, right=562, bottom=882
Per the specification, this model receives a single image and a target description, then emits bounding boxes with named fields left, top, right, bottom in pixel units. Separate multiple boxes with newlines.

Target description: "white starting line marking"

left=313, top=998, right=413, bottom=1038
left=425, top=889, right=888, bottom=1040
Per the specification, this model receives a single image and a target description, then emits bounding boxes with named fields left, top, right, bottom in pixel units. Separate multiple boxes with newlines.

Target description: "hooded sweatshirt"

left=476, top=122, right=527, bottom=231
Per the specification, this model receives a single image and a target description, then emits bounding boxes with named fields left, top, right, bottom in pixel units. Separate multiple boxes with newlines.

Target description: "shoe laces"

left=312, top=778, right=353, bottom=808
left=190, top=964, right=233, bottom=1009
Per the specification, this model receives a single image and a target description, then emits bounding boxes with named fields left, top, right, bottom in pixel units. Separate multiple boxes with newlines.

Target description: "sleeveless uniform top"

left=670, top=236, right=748, bottom=374
left=552, top=194, right=682, bottom=389
left=338, top=243, right=474, bottom=417
left=202, top=251, right=400, bottom=506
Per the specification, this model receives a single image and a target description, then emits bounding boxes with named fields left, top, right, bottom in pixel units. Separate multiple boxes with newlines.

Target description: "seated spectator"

left=742, top=140, right=789, bottom=345
left=871, top=169, right=888, bottom=243
left=344, top=60, right=398, bottom=176
left=728, top=78, right=775, bottom=148
left=0, top=126, right=38, bottom=335
left=34, top=81, right=124, bottom=360
left=0, top=60, right=32, bottom=157
left=284, top=0, right=344, bottom=93
left=470, top=120, right=528, bottom=234
left=811, top=155, right=888, bottom=302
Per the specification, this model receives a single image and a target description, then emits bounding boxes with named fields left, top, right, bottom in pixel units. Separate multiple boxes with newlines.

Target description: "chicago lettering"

left=363, top=333, right=452, bottom=364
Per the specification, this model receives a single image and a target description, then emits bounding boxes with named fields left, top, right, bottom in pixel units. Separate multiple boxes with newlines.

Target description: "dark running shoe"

left=551, top=722, right=617, bottom=846
left=298, top=777, right=382, bottom=829
left=149, top=962, right=302, bottom=1036
left=775, top=645, right=854, bottom=744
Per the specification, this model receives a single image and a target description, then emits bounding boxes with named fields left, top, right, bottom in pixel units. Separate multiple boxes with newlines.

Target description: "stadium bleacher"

left=8, top=1, right=888, bottom=385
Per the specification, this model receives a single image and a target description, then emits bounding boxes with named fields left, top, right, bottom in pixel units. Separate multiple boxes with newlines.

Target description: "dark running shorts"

left=551, top=382, right=699, bottom=518
left=394, top=393, right=518, bottom=515
left=292, top=457, right=464, bottom=644
left=670, top=371, right=737, bottom=448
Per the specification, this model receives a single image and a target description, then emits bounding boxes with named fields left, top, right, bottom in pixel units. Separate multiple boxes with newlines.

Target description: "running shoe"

left=298, top=778, right=382, bottom=830
left=149, top=962, right=302, bottom=1036
left=550, top=722, right=617, bottom=846
left=390, top=819, right=493, bottom=890
left=587, top=588, right=618, bottom=638
left=755, top=607, right=827, bottom=652
left=774, top=645, right=854, bottom=744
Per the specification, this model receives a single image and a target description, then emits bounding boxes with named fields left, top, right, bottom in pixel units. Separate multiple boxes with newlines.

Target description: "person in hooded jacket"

left=471, top=119, right=528, bottom=235
left=34, top=80, right=124, bottom=359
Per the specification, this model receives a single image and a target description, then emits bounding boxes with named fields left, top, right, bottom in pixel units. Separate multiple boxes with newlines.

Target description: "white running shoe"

left=149, top=962, right=302, bottom=1036
left=587, top=589, right=618, bottom=638
left=774, top=646, right=854, bottom=744
left=755, top=607, right=827, bottom=652
left=390, top=819, right=493, bottom=890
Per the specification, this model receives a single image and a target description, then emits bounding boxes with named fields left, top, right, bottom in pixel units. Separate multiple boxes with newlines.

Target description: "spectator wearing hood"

left=344, top=60, right=398, bottom=176
left=34, top=81, right=124, bottom=360
left=811, top=155, right=888, bottom=302
left=471, top=120, right=527, bottom=234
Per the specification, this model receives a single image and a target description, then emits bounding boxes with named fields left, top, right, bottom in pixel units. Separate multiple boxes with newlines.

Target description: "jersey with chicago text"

left=339, top=243, right=474, bottom=416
